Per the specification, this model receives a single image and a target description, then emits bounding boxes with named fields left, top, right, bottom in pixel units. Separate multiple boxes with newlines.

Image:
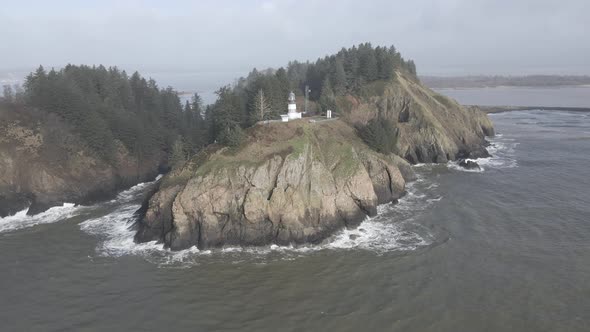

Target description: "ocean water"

left=1, top=110, right=589, bottom=331
left=434, top=85, right=590, bottom=108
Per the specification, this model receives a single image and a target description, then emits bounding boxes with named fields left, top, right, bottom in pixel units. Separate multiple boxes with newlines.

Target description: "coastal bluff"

left=0, top=104, right=164, bottom=217
left=135, top=71, right=495, bottom=250
left=135, top=120, right=413, bottom=250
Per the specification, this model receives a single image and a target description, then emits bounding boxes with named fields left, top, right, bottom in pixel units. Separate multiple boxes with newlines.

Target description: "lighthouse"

left=282, top=91, right=302, bottom=122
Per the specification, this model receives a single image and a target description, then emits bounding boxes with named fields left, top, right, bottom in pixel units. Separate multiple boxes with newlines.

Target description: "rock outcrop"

left=458, top=159, right=481, bottom=170
left=135, top=120, right=414, bottom=250
left=0, top=105, right=165, bottom=217
left=339, top=72, right=494, bottom=164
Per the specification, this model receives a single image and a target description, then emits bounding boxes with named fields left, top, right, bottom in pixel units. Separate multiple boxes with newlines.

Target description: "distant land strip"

left=421, top=75, right=590, bottom=89
left=475, top=105, right=590, bottom=114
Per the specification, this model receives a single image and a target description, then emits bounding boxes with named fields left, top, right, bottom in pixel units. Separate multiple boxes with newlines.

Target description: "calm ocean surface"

left=1, top=89, right=589, bottom=331
left=435, top=85, right=590, bottom=108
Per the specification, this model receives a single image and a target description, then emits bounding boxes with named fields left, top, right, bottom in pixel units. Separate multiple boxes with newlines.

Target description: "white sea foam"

left=0, top=203, right=84, bottom=233
left=115, top=174, right=163, bottom=202
left=80, top=175, right=438, bottom=266
left=80, top=204, right=434, bottom=265
left=79, top=202, right=210, bottom=266
left=480, top=138, right=519, bottom=169
left=447, top=160, right=485, bottom=173
left=447, top=134, right=518, bottom=173
left=413, top=163, right=436, bottom=168
left=0, top=175, right=163, bottom=234
left=325, top=210, right=432, bottom=252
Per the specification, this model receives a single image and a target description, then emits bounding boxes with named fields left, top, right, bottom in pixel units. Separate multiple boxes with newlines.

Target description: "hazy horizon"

left=1, top=0, right=589, bottom=78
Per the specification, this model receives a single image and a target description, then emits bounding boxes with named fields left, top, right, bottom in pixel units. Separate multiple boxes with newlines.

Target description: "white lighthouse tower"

left=284, top=91, right=302, bottom=121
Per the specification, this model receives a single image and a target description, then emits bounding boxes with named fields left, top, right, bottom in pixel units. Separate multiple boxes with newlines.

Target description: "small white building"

left=281, top=91, right=302, bottom=122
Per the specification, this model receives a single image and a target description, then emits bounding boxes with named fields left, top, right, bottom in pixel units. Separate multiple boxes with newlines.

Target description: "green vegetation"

left=356, top=117, right=398, bottom=154
left=205, top=43, right=416, bottom=147
left=433, top=93, right=455, bottom=109
left=9, top=65, right=208, bottom=164
left=1, top=43, right=415, bottom=164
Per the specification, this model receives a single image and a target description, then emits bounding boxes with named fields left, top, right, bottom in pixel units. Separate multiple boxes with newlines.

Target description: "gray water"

left=435, top=86, right=590, bottom=108
left=1, top=109, right=590, bottom=331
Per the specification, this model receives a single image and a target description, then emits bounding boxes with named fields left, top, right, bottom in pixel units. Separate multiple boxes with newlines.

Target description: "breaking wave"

left=0, top=175, right=162, bottom=234
left=0, top=203, right=86, bottom=233
left=448, top=133, right=518, bottom=173
left=80, top=174, right=439, bottom=267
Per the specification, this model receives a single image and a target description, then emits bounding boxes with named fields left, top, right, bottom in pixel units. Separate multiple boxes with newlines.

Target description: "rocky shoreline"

left=0, top=106, right=167, bottom=218
left=0, top=168, right=165, bottom=218
left=134, top=121, right=415, bottom=250
left=1, top=70, right=494, bottom=251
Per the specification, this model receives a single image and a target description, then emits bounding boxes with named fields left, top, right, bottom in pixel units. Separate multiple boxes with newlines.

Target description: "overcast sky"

left=1, top=0, right=589, bottom=76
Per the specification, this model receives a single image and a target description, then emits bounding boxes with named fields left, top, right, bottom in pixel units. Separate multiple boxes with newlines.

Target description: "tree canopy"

left=9, top=43, right=416, bottom=155
left=19, top=64, right=207, bottom=163
left=204, top=43, right=417, bottom=146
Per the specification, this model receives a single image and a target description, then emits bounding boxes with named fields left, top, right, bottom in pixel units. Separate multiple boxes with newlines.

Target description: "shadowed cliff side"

left=0, top=104, right=165, bottom=217
left=340, top=72, right=494, bottom=164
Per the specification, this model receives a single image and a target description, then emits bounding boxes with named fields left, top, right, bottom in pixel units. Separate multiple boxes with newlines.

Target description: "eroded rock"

left=458, top=159, right=481, bottom=170
left=135, top=121, right=408, bottom=250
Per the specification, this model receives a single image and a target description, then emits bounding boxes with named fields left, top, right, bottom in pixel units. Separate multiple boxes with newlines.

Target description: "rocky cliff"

left=135, top=71, right=494, bottom=250
left=0, top=104, right=165, bottom=217
left=340, top=72, right=494, bottom=163
left=135, top=120, right=414, bottom=250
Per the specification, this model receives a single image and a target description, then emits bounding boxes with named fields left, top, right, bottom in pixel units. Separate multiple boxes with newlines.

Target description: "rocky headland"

left=135, top=71, right=495, bottom=250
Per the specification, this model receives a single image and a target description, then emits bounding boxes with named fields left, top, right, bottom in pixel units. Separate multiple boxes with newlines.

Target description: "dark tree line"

left=283, top=43, right=416, bottom=101
left=206, top=43, right=416, bottom=147
left=19, top=65, right=207, bottom=165
left=6, top=43, right=415, bottom=157
left=356, top=117, right=399, bottom=154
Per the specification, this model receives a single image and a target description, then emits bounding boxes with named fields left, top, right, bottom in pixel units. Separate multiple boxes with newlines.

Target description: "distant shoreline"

left=421, top=75, right=590, bottom=89
left=435, top=85, right=590, bottom=90
left=475, top=105, right=590, bottom=114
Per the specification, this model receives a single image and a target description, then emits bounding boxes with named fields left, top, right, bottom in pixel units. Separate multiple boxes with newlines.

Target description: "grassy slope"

left=162, top=119, right=372, bottom=189
left=163, top=70, right=493, bottom=188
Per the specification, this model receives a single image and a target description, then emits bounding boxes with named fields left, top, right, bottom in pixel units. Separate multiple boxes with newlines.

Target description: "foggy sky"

left=1, top=0, right=589, bottom=76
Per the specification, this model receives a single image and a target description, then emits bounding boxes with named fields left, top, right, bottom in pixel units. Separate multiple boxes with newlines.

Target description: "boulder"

left=458, top=159, right=481, bottom=170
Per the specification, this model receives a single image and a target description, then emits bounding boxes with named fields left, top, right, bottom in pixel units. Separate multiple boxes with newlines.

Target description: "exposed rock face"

left=458, top=159, right=481, bottom=170
left=340, top=72, right=494, bottom=164
left=135, top=121, right=413, bottom=250
left=0, top=105, right=164, bottom=217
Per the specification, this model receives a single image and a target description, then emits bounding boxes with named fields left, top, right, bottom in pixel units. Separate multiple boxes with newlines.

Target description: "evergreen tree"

left=332, top=58, right=347, bottom=95
left=319, top=78, right=335, bottom=113
left=275, top=67, right=290, bottom=99
left=211, top=86, right=245, bottom=146
left=184, top=100, right=194, bottom=124
left=357, top=117, right=398, bottom=154
left=190, top=93, right=207, bottom=150
left=19, top=64, right=190, bottom=162
left=380, top=52, right=395, bottom=79
left=191, top=93, right=203, bottom=118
